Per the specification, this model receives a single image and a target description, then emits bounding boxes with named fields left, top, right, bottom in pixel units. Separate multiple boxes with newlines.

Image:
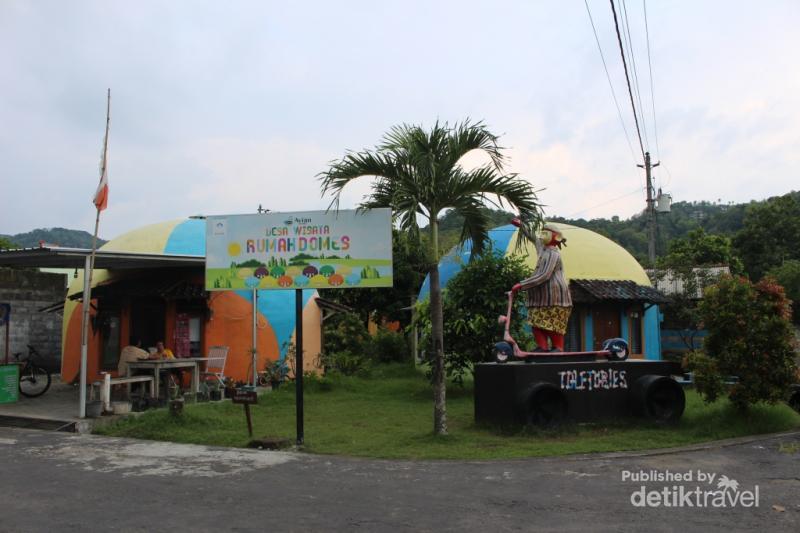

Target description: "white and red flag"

left=93, top=166, right=108, bottom=211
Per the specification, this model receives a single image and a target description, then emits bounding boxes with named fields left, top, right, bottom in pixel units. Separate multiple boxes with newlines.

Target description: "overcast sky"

left=1, top=1, right=798, bottom=239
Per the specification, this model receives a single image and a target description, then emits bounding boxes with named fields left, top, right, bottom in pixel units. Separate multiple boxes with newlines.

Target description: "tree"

left=733, top=192, right=800, bottom=280
left=767, top=260, right=800, bottom=323
left=687, top=275, right=798, bottom=410
left=655, top=228, right=742, bottom=352
left=0, top=237, right=17, bottom=249
left=319, top=120, right=543, bottom=435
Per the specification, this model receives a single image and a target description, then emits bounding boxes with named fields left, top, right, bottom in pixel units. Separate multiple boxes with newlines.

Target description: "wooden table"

left=127, top=358, right=204, bottom=399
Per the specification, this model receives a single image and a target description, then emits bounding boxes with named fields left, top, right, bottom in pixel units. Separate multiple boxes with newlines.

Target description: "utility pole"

left=638, top=151, right=660, bottom=265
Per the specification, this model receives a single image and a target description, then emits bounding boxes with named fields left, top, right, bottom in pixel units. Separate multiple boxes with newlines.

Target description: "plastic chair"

left=201, top=345, right=229, bottom=388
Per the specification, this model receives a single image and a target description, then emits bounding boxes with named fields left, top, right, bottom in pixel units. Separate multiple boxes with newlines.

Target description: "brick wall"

left=0, top=268, right=67, bottom=372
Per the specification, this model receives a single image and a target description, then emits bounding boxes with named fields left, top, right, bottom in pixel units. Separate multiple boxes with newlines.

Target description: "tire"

left=603, top=338, right=629, bottom=362
left=494, top=342, right=513, bottom=364
left=18, top=364, right=51, bottom=398
left=518, top=382, right=568, bottom=427
left=630, top=374, right=685, bottom=423
left=788, top=387, right=800, bottom=413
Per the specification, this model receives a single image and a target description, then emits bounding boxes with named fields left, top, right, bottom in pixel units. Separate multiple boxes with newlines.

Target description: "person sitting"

left=149, top=341, right=175, bottom=360
left=117, top=343, right=149, bottom=376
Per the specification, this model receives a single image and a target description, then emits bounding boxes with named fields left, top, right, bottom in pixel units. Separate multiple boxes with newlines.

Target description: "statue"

left=512, top=225, right=572, bottom=352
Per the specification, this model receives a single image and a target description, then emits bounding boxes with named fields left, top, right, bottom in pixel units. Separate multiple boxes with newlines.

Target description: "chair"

left=201, top=345, right=229, bottom=388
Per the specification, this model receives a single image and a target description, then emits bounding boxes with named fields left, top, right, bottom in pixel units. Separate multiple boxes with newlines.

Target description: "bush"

left=416, top=250, right=533, bottom=384
left=688, top=275, right=798, bottom=410
left=324, top=312, right=370, bottom=356
left=366, top=327, right=409, bottom=363
left=767, top=260, right=800, bottom=324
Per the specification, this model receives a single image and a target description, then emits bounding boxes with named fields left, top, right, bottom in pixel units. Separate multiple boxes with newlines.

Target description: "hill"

left=0, top=228, right=107, bottom=249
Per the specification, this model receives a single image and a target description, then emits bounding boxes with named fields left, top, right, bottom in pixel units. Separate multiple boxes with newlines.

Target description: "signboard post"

left=205, top=209, right=393, bottom=445
left=0, top=303, right=10, bottom=365
left=231, top=388, right=258, bottom=437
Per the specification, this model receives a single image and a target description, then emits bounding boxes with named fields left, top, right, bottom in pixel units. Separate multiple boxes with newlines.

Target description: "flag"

left=93, top=166, right=108, bottom=211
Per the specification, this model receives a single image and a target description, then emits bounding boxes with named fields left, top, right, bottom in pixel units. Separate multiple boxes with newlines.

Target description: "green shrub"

left=689, top=275, right=798, bottom=410
left=366, top=327, right=409, bottom=363
left=416, top=250, right=533, bottom=384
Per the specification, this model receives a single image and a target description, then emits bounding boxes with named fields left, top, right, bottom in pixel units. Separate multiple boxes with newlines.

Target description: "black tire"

left=518, top=382, right=568, bottom=427
left=18, top=364, right=51, bottom=398
left=788, top=387, right=800, bottom=413
left=630, top=374, right=685, bottom=423
left=603, top=338, right=629, bottom=362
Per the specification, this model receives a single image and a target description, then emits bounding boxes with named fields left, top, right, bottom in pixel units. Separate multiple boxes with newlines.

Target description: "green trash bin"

left=0, top=364, right=20, bottom=404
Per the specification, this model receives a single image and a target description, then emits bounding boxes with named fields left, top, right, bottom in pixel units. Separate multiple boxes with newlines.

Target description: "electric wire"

left=643, top=0, right=661, bottom=160
left=609, top=0, right=646, bottom=161
left=620, top=0, right=650, bottom=152
left=566, top=187, right=644, bottom=218
left=583, top=0, right=638, bottom=166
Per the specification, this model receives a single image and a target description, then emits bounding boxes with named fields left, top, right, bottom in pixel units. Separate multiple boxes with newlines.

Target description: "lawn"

left=94, top=364, right=800, bottom=460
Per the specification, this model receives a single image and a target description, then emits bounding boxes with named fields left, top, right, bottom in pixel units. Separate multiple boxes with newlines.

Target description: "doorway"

left=592, top=306, right=621, bottom=351
left=129, top=298, right=166, bottom=351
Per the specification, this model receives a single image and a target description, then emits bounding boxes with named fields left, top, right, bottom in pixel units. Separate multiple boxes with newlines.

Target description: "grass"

left=94, top=364, right=800, bottom=460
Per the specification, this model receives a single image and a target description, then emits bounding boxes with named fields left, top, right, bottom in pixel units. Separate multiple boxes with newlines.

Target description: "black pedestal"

left=475, top=360, right=685, bottom=426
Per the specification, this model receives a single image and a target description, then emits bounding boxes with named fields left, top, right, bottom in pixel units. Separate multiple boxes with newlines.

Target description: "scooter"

left=494, top=286, right=629, bottom=364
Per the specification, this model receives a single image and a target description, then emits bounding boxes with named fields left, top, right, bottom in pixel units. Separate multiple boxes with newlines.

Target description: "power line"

left=609, top=0, right=646, bottom=161
left=620, top=0, right=650, bottom=152
left=583, top=0, right=638, bottom=166
left=566, top=186, right=644, bottom=218
left=643, top=0, right=661, bottom=160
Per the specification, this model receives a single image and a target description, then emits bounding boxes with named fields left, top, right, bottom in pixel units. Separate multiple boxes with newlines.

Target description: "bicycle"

left=12, top=345, right=52, bottom=398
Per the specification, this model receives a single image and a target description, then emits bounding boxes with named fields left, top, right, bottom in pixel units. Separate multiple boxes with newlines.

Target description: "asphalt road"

left=1, top=427, right=798, bottom=532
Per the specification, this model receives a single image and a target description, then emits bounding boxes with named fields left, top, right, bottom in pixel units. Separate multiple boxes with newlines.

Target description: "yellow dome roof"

left=506, top=222, right=651, bottom=286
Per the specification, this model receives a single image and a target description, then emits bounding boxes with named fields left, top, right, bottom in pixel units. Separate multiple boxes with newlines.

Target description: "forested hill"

left=0, top=228, right=107, bottom=249
left=430, top=191, right=800, bottom=266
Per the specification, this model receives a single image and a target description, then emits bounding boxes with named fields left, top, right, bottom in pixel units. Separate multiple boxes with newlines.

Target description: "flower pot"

left=169, top=398, right=185, bottom=416
left=209, top=389, right=222, bottom=401
left=270, top=380, right=280, bottom=390
left=86, top=401, right=103, bottom=418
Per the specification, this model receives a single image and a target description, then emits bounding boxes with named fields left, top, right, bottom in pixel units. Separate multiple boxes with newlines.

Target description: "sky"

left=1, top=0, right=798, bottom=240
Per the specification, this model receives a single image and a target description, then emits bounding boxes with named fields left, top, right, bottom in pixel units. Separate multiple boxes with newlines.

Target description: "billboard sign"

left=205, top=209, right=393, bottom=291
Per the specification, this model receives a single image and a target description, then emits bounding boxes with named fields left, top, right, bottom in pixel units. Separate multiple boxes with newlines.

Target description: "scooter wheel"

left=494, top=342, right=513, bottom=364
left=603, top=338, right=629, bottom=361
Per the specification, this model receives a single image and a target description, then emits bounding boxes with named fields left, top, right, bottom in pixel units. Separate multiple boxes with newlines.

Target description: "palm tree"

left=319, top=120, right=543, bottom=435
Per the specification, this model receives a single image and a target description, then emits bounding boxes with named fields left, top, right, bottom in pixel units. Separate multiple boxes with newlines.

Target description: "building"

left=419, top=222, right=667, bottom=359
left=56, top=219, right=322, bottom=384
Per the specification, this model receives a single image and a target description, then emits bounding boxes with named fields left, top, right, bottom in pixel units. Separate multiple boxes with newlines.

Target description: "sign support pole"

left=295, top=288, right=304, bottom=445
left=252, top=287, right=258, bottom=388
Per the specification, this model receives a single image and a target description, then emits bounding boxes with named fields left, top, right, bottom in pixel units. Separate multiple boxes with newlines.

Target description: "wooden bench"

left=92, top=373, right=154, bottom=412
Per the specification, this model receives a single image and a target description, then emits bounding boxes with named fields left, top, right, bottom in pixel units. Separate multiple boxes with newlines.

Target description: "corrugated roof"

left=570, top=279, right=669, bottom=304
left=0, top=246, right=204, bottom=269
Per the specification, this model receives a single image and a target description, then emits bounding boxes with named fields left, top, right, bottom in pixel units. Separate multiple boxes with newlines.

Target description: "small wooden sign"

left=231, top=389, right=258, bottom=405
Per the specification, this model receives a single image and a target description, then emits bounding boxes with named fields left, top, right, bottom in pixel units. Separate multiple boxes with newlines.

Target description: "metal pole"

left=252, top=288, right=258, bottom=388
left=78, top=254, right=91, bottom=418
left=295, top=289, right=304, bottom=445
left=638, top=151, right=660, bottom=265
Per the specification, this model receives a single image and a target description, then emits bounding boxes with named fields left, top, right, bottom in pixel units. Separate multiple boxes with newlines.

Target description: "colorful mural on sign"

left=205, top=209, right=393, bottom=291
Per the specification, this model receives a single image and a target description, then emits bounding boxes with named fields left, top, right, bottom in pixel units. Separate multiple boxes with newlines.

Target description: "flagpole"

left=79, top=89, right=110, bottom=418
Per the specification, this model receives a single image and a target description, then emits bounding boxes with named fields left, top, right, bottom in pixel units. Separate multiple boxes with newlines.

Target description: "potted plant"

left=264, top=359, right=288, bottom=390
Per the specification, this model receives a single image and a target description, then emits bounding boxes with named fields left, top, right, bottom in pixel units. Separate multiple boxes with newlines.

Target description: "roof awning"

left=570, top=279, right=669, bottom=305
left=0, top=247, right=204, bottom=269
left=68, top=277, right=208, bottom=302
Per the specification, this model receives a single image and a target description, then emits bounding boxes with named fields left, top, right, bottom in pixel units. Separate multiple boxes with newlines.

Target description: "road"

left=1, top=427, right=798, bottom=532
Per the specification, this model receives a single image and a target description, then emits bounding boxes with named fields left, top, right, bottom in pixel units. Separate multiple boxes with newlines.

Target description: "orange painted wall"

left=205, top=292, right=279, bottom=382
left=61, top=302, right=101, bottom=383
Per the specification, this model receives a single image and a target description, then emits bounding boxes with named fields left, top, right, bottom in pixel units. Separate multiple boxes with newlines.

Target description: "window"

left=630, top=310, right=643, bottom=355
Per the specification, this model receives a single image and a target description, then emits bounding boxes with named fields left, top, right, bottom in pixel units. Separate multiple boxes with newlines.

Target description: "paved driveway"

left=1, top=427, right=798, bottom=532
